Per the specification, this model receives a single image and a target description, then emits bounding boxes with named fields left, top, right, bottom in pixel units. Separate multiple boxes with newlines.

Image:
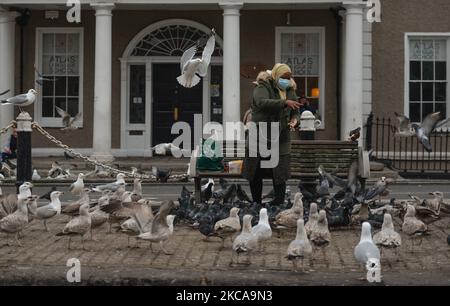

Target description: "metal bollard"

left=16, top=112, right=32, bottom=192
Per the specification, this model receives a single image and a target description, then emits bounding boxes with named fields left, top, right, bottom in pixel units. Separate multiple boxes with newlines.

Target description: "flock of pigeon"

left=2, top=160, right=449, bottom=281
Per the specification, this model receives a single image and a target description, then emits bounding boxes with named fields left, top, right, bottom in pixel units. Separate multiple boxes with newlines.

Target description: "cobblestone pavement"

left=0, top=210, right=449, bottom=285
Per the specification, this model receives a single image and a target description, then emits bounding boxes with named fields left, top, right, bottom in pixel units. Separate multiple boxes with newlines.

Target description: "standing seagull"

left=373, top=213, right=401, bottom=251
left=177, top=29, right=216, bottom=88
left=286, top=219, right=312, bottom=273
left=251, top=208, right=272, bottom=251
left=69, top=173, right=85, bottom=195
left=35, top=191, right=64, bottom=231
left=56, top=203, right=92, bottom=250
left=1, top=89, right=38, bottom=113
left=354, top=222, right=381, bottom=281
left=55, top=106, right=82, bottom=131
left=0, top=197, right=29, bottom=246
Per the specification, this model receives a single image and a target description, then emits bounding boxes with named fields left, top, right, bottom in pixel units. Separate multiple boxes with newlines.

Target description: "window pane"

left=435, top=61, right=447, bottom=80
left=55, top=76, right=67, bottom=96
left=67, top=34, right=79, bottom=54
left=307, top=55, right=319, bottom=75
left=292, top=56, right=306, bottom=75
left=410, top=61, right=421, bottom=80
left=435, top=40, right=447, bottom=60
left=422, top=83, right=434, bottom=101
left=294, top=77, right=306, bottom=97
left=435, top=102, right=446, bottom=115
left=421, top=40, right=434, bottom=60
left=422, top=103, right=434, bottom=119
left=55, top=33, right=67, bottom=53
left=42, top=78, right=54, bottom=96
left=423, top=62, right=434, bottom=80
left=67, top=55, right=79, bottom=75
left=129, top=65, right=146, bottom=124
left=67, top=98, right=79, bottom=117
left=307, top=77, right=319, bottom=97
left=42, top=97, right=54, bottom=117
left=306, top=33, right=319, bottom=55
left=280, top=54, right=291, bottom=66
left=55, top=97, right=67, bottom=113
left=42, top=55, right=54, bottom=75
left=435, top=82, right=446, bottom=101
left=210, top=65, right=223, bottom=124
left=409, top=103, right=420, bottom=122
left=409, top=82, right=421, bottom=101
left=293, top=33, right=305, bottom=55
left=42, top=33, right=54, bottom=54
left=67, top=76, right=79, bottom=96
left=410, top=39, right=422, bottom=60
left=281, top=33, right=293, bottom=54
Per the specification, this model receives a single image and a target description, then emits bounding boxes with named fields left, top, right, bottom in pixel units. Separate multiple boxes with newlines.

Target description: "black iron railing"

left=365, top=112, right=450, bottom=176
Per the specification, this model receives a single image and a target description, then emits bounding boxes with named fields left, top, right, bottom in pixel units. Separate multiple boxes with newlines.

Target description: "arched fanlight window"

left=130, top=24, right=222, bottom=57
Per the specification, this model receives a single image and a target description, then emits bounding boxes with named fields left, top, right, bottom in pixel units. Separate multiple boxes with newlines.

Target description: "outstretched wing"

left=70, top=112, right=83, bottom=125
left=421, top=111, right=441, bottom=136
left=55, top=106, right=70, bottom=127
left=180, top=45, right=197, bottom=72
left=197, top=33, right=216, bottom=77
left=394, top=112, right=411, bottom=130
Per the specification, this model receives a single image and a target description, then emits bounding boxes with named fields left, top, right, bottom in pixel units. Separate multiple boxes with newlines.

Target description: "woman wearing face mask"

left=242, top=63, right=302, bottom=205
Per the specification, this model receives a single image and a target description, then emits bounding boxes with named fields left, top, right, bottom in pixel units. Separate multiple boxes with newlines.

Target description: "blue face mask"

left=278, top=78, right=290, bottom=90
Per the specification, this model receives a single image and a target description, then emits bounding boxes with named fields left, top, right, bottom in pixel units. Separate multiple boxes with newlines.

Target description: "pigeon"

left=393, top=112, right=415, bottom=137
left=348, top=127, right=361, bottom=142
left=55, top=106, right=82, bottom=131
left=34, top=64, right=57, bottom=86
left=1, top=89, right=38, bottom=112
left=0, top=197, right=29, bottom=246
left=373, top=213, right=401, bottom=248
left=250, top=208, right=272, bottom=251
left=236, top=184, right=252, bottom=203
left=69, top=173, right=85, bottom=195
left=232, top=215, right=259, bottom=265
left=0, top=89, right=10, bottom=96
left=364, top=176, right=390, bottom=203
left=56, top=203, right=91, bottom=250
left=177, top=28, right=216, bottom=88
left=286, top=219, right=312, bottom=272
left=31, top=169, right=41, bottom=181
left=354, top=222, right=381, bottom=280
left=201, top=178, right=214, bottom=203
left=152, top=166, right=172, bottom=183
left=39, top=186, right=57, bottom=201
left=411, top=112, right=449, bottom=152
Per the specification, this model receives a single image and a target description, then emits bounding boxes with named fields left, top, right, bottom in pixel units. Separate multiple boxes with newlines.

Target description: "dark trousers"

left=1, top=151, right=16, bottom=163
left=249, top=159, right=286, bottom=205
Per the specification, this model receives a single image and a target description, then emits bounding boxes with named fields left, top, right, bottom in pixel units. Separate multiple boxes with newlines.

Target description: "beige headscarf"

left=271, top=63, right=293, bottom=100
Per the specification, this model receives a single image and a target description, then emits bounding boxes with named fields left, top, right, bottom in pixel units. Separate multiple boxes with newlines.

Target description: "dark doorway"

left=152, top=63, right=203, bottom=146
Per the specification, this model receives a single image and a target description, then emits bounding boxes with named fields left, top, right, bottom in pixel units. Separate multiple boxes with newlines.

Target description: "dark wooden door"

left=152, top=63, right=203, bottom=146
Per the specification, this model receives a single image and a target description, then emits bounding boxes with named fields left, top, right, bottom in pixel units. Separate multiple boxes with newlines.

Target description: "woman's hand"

left=285, top=99, right=302, bottom=110
left=288, top=119, right=298, bottom=131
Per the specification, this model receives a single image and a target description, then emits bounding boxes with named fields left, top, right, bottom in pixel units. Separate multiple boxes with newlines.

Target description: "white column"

left=220, top=1, right=242, bottom=135
left=341, top=3, right=364, bottom=143
left=0, top=9, right=19, bottom=144
left=91, top=3, right=114, bottom=162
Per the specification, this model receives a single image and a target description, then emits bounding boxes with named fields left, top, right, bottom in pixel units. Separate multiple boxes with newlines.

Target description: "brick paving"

left=0, top=211, right=449, bottom=285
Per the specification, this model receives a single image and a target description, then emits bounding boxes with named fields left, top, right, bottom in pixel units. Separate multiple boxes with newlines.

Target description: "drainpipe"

left=331, top=7, right=344, bottom=140
left=16, top=9, right=31, bottom=93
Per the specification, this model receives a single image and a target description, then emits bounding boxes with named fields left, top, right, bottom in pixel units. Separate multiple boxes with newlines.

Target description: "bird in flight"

left=55, top=106, right=82, bottom=131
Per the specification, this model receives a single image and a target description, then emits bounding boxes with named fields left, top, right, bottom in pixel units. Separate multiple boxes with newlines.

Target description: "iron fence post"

left=16, top=111, right=32, bottom=191
left=365, top=112, right=373, bottom=151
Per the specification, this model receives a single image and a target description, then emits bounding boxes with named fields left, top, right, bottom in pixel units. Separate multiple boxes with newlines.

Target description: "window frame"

left=404, top=33, right=450, bottom=125
left=35, top=27, right=84, bottom=127
left=275, top=26, right=326, bottom=129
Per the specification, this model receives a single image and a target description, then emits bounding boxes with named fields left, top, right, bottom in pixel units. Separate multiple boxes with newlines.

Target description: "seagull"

left=214, top=207, right=241, bottom=249
left=35, top=191, right=64, bottom=231
left=34, top=64, right=57, bottom=86
left=55, top=106, right=82, bottom=131
left=61, top=188, right=91, bottom=218
left=56, top=203, right=91, bottom=250
left=69, top=173, right=85, bottom=195
left=373, top=213, right=402, bottom=249
left=177, top=28, right=216, bottom=88
left=0, top=197, right=29, bottom=246
left=402, top=204, right=428, bottom=250
left=131, top=178, right=143, bottom=202
left=0, top=182, right=33, bottom=219
left=305, top=202, right=318, bottom=237
left=26, top=195, right=38, bottom=223
left=275, top=192, right=304, bottom=228
left=286, top=219, right=313, bottom=273
left=31, top=169, right=41, bottom=181
left=1, top=89, right=38, bottom=113
left=411, top=112, right=450, bottom=152
left=232, top=215, right=259, bottom=265
left=92, top=173, right=126, bottom=192
left=151, top=143, right=181, bottom=156
left=354, top=222, right=381, bottom=281
left=310, top=210, right=331, bottom=247
left=250, top=208, right=272, bottom=251
left=393, top=112, right=415, bottom=137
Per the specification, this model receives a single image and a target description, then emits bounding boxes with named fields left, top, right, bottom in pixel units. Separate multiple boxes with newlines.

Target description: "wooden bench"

left=189, top=140, right=370, bottom=203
